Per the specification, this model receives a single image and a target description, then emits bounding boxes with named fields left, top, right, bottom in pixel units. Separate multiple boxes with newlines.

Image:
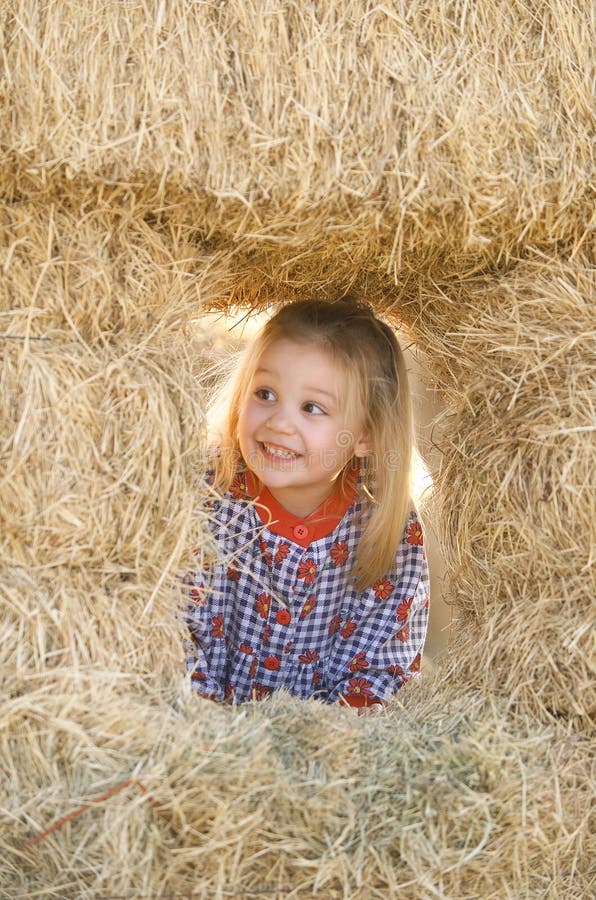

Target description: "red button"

left=293, top=524, right=309, bottom=540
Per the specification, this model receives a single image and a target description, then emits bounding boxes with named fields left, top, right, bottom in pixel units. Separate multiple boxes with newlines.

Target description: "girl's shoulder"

left=402, top=504, right=425, bottom=548
left=200, top=453, right=252, bottom=512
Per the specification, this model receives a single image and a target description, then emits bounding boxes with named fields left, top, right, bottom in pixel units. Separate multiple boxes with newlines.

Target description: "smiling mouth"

left=259, top=441, right=301, bottom=460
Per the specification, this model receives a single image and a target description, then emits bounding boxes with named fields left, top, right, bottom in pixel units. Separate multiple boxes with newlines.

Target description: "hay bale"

left=4, top=681, right=593, bottom=897
left=402, top=256, right=596, bottom=723
left=0, top=204, right=215, bottom=688
left=2, top=0, right=593, bottom=280
left=0, top=200, right=226, bottom=344
left=1, top=2, right=594, bottom=896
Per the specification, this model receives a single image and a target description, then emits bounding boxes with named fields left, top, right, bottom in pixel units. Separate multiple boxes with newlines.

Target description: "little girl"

left=185, top=298, right=430, bottom=709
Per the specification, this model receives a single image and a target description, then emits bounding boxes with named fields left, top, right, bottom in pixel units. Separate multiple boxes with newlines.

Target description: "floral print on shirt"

left=184, top=472, right=430, bottom=706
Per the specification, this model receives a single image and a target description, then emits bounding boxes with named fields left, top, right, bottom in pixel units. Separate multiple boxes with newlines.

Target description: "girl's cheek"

left=247, top=407, right=265, bottom=432
left=239, top=400, right=257, bottom=427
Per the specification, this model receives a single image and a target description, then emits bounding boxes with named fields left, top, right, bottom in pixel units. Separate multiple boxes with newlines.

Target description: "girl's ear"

left=353, top=431, right=373, bottom=458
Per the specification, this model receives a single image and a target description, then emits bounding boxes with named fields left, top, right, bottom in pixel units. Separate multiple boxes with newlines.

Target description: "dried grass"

left=1, top=0, right=593, bottom=283
left=404, top=256, right=596, bottom=723
left=3, top=679, right=594, bottom=898
left=1, top=1, right=595, bottom=896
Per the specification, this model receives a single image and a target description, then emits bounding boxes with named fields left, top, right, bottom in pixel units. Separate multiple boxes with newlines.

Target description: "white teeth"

left=262, top=442, right=298, bottom=459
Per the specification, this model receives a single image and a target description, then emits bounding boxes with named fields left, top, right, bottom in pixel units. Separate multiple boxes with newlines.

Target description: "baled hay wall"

left=0, top=203, right=224, bottom=688
left=408, top=258, right=595, bottom=722
left=1, top=1, right=594, bottom=897
left=5, top=678, right=593, bottom=897
left=2, top=0, right=593, bottom=282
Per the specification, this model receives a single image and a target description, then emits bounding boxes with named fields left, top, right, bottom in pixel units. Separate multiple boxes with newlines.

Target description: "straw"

left=1, top=1, right=594, bottom=895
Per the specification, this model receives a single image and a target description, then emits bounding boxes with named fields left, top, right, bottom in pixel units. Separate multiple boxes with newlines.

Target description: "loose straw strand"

left=17, top=778, right=152, bottom=851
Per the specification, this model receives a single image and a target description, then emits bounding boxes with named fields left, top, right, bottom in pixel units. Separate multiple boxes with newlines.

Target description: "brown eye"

left=255, top=388, right=275, bottom=401
left=303, top=402, right=326, bottom=415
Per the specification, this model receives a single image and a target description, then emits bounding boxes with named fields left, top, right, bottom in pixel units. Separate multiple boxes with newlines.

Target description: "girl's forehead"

left=256, top=337, right=341, bottom=374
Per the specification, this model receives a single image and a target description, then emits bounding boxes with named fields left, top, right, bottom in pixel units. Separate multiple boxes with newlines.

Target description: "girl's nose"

left=265, top=407, right=296, bottom=435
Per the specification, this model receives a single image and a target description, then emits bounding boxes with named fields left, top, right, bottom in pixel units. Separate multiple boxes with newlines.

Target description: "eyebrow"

left=255, top=368, right=337, bottom=402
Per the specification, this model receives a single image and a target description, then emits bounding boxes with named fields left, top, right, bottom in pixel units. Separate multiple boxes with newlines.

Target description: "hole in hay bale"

left=195, top=302, right=451, bottom=664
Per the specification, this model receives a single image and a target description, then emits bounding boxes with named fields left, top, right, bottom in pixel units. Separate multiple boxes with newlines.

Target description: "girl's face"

left=237, top=338, right=370, bottom=518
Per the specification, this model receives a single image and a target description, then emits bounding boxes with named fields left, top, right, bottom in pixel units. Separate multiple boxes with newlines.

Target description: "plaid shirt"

left=185, top=470, right=429, bottom=706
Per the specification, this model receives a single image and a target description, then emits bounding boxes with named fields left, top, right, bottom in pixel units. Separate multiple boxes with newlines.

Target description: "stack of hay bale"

left=1, top=2, right=593, bottom=896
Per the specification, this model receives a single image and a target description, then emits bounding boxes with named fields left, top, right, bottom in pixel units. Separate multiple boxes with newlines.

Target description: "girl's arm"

left=183, top=570, right=227, bottom=702
left=327, top=515, right=430, bottom=708
left=183, top=469, right=229, bottom=702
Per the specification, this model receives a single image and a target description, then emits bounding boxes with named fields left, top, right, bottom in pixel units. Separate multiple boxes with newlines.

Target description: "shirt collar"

left=244, top=463, right=360, bottom=548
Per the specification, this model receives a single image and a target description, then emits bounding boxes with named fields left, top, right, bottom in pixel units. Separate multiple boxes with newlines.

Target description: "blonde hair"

left=209, top=298, right=414, bottom=592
